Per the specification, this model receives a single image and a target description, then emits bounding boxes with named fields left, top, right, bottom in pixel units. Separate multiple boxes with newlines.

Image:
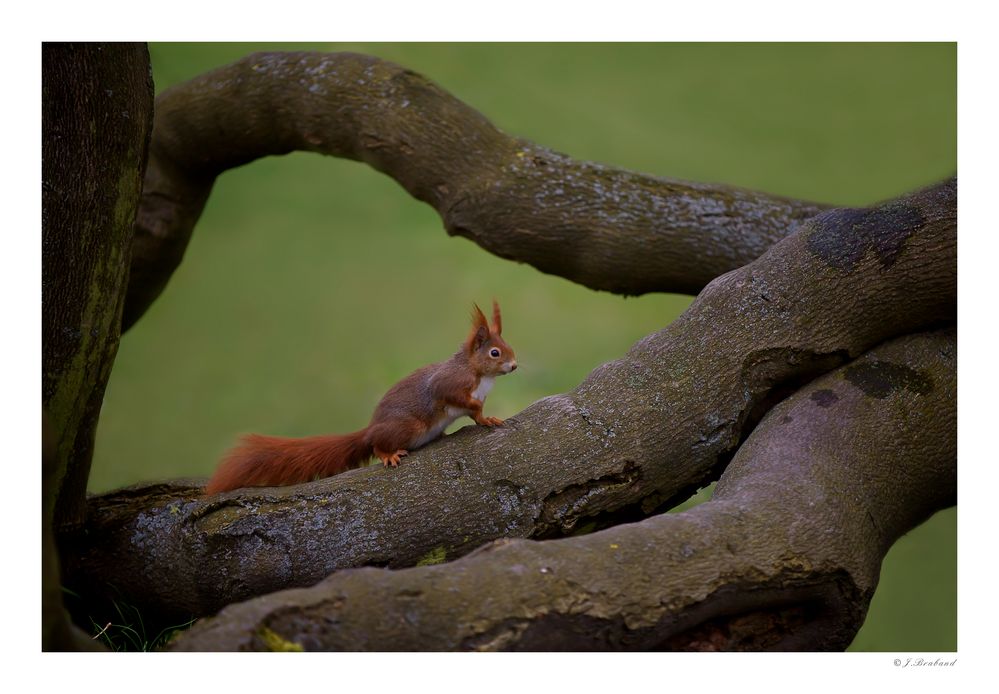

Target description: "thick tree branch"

left=62, top=178, right=955, bottom=624
left=125, top=51, right=827, bottom=329
left=169, top=329, right=955, bottom=651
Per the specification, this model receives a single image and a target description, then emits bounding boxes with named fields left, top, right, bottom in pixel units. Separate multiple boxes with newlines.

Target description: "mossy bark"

left=124, top=51, right=827, bottom=329
left=61, top=179, right=955, bottom=628
left=42, top=42, right=153, bottom=530
left=169, top=329, right=955, bottom=651
left=42, top=42, right=153, bottom=649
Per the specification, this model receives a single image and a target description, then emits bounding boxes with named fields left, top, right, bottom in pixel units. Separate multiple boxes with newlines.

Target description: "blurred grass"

left=91, top=43, right=956, bottom=651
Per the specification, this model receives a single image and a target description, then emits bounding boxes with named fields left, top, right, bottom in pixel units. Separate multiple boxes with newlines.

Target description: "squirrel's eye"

left=489, top=348, right=501, bottom=358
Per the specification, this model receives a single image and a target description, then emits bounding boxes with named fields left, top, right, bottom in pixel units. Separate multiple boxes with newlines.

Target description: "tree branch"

left=125, top=51, right=827, bottom=329
left=169, top=328, right=955, bottom=651
left=62, top=178, right=955, bottom=624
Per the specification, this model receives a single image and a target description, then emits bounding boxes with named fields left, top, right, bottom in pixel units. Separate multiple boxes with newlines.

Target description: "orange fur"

left=205, top=301, right=517, bottom=495
left=205, top=430, right=370, bottom=494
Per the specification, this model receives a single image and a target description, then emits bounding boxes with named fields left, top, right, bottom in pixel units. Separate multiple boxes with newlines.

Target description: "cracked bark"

left=124, top=51, right=826, bottom=329
left=169, top=328, right=955, bottom=651
left=60, top=177, right=955, bottom=626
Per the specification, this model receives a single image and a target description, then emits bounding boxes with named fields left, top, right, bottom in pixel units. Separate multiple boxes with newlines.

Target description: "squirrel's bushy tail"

left=205, top=429, right=371, bottom=494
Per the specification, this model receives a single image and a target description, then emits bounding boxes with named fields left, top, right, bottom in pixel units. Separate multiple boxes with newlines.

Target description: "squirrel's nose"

left=509, top=361, right=518, bottom=371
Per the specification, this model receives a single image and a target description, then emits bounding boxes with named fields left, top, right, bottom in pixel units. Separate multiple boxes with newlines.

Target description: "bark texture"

left=61, top=178, right=956, bottom=626
left=42, top=42, right=153, bottom=529
left=124, top=51, right=826, bottom=329
left=42, top=42, right=152, bottom=650
left=43, top=412, right=104, bottom=651
left=170, top=329, right=955, bottom=651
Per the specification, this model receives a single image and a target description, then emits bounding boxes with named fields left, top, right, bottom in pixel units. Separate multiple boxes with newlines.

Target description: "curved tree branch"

left=125, top=51, right=827, bottom=329
left=62, top=178, right=955, bottom=624
left=169, top=328, right=955, bottom=651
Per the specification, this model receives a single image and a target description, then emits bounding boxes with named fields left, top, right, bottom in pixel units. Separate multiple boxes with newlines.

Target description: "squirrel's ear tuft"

left=466, top=303, right=490, bottom=353
left=470, top=303, right=489, bottom=330
left=491, top=299, right=502, bottom=335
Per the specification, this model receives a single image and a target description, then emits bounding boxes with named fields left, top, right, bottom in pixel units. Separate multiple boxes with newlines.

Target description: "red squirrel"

left=204, top=301, right=517, bottom=494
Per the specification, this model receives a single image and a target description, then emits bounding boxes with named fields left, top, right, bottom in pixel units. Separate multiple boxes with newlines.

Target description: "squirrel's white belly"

left=410, top=408, right=465, bottom=448
left=409, top=377, right=495, bottom=449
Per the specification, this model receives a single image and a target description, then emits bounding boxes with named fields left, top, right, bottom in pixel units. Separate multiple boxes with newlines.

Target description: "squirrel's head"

left=465, top=300, right=517, bottom=376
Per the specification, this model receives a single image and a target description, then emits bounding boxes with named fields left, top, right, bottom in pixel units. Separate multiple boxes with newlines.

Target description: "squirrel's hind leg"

left=368, top=418, right=424, bottom=468
left=375, top=448, right=409, bottom=467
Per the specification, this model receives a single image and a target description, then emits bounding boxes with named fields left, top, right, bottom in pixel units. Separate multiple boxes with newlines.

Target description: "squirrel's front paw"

left=480, top=416, right=504, bottom=427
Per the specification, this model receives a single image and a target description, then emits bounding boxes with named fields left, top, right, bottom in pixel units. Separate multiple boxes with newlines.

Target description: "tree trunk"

left=42, top=42, right=153, bottom=649
left=42, top=412, right=104, bottom=650
left=42, top=42, right=153, bottom=530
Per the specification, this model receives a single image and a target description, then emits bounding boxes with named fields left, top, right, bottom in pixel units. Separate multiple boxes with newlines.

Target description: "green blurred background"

left=91, top=43, right=956, bottom=651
